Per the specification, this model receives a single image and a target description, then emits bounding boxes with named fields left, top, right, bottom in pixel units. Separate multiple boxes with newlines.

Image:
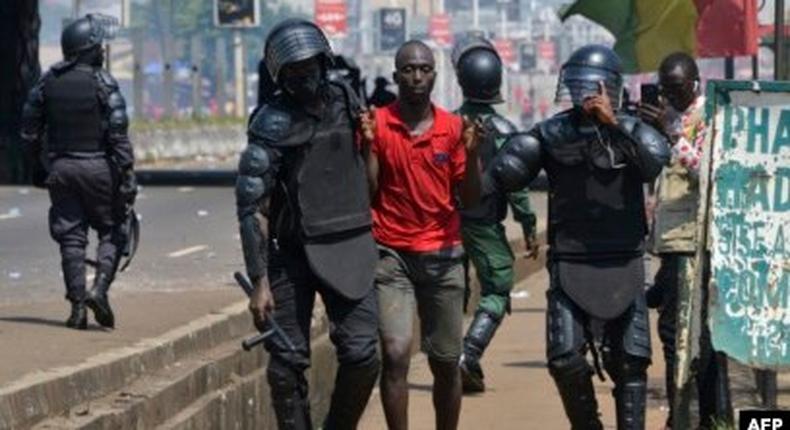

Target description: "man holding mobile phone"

left=640, top=52, right=731, bottom=430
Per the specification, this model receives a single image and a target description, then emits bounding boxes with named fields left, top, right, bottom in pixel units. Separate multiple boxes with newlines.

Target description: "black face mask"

left=282, top=71, right=322, bottom=103
left=76, top=46, right=104, bottom=67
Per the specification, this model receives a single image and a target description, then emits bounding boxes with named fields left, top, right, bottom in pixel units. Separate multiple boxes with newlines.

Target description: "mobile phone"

left=640, top=83, right=660, bottom=106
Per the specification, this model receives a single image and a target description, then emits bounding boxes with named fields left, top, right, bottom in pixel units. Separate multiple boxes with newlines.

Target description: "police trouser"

left=461, top=222, right=515, bottom=320
left=47, top=157, right=122, bottom=303
left=264, top=248, right=380, bottom=430
left=546, top=286, right=651, bottom=430
left=654, top=253, right=731, bottom=429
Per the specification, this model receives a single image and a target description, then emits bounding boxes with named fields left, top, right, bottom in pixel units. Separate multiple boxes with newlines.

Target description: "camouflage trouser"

left=461, top=221, right=515, bottom=319
left=655, top=253, right=727, bottom=429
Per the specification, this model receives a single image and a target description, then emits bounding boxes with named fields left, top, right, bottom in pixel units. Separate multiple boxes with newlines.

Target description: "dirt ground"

left=359, top=268, right=670, bottom=429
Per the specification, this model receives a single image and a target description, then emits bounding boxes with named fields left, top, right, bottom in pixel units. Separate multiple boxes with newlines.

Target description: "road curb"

left=0, top=301, right=254, bottom=429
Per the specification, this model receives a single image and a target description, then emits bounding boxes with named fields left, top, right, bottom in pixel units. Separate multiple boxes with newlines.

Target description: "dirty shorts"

left=376, top=245, right=466, bottom=362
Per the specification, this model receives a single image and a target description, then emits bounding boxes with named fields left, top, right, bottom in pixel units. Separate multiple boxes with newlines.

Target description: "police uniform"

left=490, top=45, right=670, bottom=429
left=236, top=19, right=379, bottom=430
left=21, top=15, right=134, bottom=330
left=451, top=37, right=537, bottom=393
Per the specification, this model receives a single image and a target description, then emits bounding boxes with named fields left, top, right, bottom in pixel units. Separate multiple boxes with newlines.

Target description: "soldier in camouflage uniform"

left=452, top=37, right=538, bottom=393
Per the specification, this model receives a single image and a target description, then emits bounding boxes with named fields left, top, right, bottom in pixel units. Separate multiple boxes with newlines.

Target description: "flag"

left=560, top=0, right=758, bottom=73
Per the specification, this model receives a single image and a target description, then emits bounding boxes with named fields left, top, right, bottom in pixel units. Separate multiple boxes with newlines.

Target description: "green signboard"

left=701, top=80, right=789, bottom=369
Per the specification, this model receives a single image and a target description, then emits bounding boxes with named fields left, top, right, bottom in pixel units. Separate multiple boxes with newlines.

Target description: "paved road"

left=0, top=185, right=243, bottom=305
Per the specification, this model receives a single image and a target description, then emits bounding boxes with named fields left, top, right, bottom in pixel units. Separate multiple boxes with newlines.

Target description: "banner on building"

left=429, top=13, right=453, bottom=48
left=493, top=38, right=516, bottom=68
left=379, top=7, right=406, bottom=51
left=315, top=0, right=348, bottom=37
left=215, top=0, right=260, bottom=28
left=519, top=42, right=536, bottom=71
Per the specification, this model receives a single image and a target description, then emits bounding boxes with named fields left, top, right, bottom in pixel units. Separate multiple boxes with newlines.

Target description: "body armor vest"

left=541, top=113, right=647, bottom=260
left=293, top=85, right=371, bottom=238
left=44, top=66, right=104, bottom=154
left=262, top=83, right=376, bottom=300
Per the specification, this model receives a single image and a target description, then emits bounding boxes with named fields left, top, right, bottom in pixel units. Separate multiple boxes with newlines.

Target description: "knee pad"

left=266, top=357, right=311, bottom=430
left=267, top=357, right=308, bottom=398
left=546, top=289, right=586, bottom=361
left=622, top=297, right=652, bottom=359
left=603, top=353, right=649, bottom=385
left=548, top=351, right=592, bottom=383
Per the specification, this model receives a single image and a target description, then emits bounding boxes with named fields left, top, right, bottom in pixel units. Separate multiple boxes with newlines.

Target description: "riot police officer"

left=488, top=45, right=670, bottom=429
left=21, top=15, right=135, bottom=330
left=240, top=19, right=379, bottom=430
left=451, top=36, right=538, bottom=393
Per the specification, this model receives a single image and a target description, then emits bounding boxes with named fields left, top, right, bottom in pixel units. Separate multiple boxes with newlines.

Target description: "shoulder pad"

left=537, top=111, right=587, bottom=165
left=107, top=90, right=126, bottom=110
left=616, top=114, right=639, bottom=134
left=537, top=110, right=582, bottom=144
left=248, top=103, right=313, bottom=147
left=50, top=61, right=74, bottom=75
left=485, top=114, right=518, bottom=137
left=95, top=69, right=119, bottom=90
left=238, top=144, right=272, bottom=177
left=235, top=175, right=267, bottom=207
left=631, top=118, right=671, bottom=159
left=493, top=132, right=542, bottom=192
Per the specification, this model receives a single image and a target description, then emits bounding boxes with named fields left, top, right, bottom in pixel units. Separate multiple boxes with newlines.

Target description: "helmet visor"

left=555, top=65, right=623, bottom=109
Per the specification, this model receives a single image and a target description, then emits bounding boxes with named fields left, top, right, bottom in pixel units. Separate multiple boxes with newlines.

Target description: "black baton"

left=233, top=271, right=297, bottom=352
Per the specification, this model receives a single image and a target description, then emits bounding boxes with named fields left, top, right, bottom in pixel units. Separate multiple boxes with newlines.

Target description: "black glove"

left=118, top=169, right=138, bottom=206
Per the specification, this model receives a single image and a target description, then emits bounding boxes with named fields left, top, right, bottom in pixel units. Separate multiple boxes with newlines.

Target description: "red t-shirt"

left=370, top=103, right=466, bottom=252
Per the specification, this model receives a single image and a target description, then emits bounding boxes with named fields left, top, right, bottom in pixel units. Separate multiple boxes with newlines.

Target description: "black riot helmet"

left=452, top=36, right=503, bottom=104
left=456, top=48, right=504, bottom=104
left=61, top=14, right=111, bottom=60
left=264, top=18, right=334, bottom=84
left=556, top=44, right=623, bottom=109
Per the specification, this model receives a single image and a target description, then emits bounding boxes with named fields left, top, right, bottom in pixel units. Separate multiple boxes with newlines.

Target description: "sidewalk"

left=360, top=268, right=670, bottom=429
left=0, top=288, right=242, bottom=388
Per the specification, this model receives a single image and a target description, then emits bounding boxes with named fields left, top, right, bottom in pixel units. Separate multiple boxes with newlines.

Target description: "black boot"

left=460, top=311, right=500, bottom=393
left=268, top=359, right=312, bottom=430
left=323, top=358, right=380, bottom=430
left=85, top=272, right=115, bottom=328
left=65, top=300, right=87, bottom=330
left=614, top=381, right=647, bottom=430
left=550, top=356, right=604, bottom=430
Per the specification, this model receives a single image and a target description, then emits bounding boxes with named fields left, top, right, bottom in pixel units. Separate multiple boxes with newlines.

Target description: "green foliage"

left=710, top=418, right=735, bottom=430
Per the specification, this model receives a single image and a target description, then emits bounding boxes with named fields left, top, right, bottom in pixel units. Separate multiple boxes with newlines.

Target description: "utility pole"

left=161, top=0, right=175, bottom=117
left=776, top=0, right=787, bottom=80
left=233, top=30, right=246, bottom=117
left=215, top=37, right=228, bottom=116
left=436, top=0, right=447, bottom=109
left=499, top=0, right=510, bottom=113
left=132, top=28, right=145, bottom=120
left=473, top=0, right=479, bottom=31
left=191, top=35, right=203, bottom=118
